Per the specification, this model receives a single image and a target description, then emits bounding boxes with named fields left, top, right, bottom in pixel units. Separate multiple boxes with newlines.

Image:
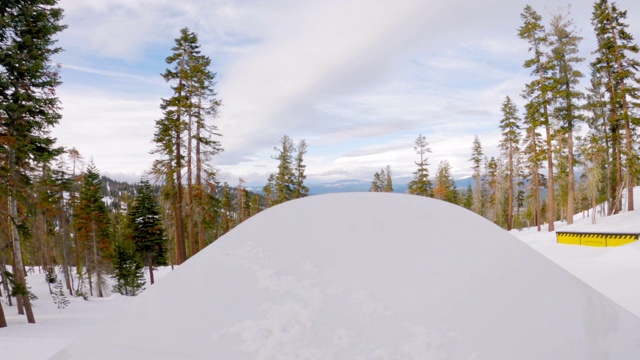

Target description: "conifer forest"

left=1, top=0, right=640, bottom=328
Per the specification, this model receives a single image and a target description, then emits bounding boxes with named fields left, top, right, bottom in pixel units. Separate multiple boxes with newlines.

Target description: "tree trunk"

left=196, top=117, right=206, bottom=251
left=566, top=80, right=575, bottom=225
left=173, top=53, right=187, bottom=265
left=507, top=151, right=514, bottom=230
left=543, top=105, right=555, bottom=231
left=624, top=114, right=634, bottom=211
left=567, top=134, right=575, bottom=224
left=148, top=257, right=155, bottom=285
left=91, top=220, right=103, bottom=298
left=9, top=195, right=35, bottom=323
left=87, top=249, right=93, bottom=297
left=592, top=195, right=597, bottom=224
left=0, top=299, right=6, bottom=328
left=612, top=126, right=623, bottom=215
left=186, top=115, right=196, bottom=256
left=173, top=185, right=186, bottom=264
left=60, top=212, right=73, bottom=296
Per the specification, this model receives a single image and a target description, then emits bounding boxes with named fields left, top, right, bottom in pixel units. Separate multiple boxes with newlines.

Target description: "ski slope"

left=47, top=193, right=640, bottom=359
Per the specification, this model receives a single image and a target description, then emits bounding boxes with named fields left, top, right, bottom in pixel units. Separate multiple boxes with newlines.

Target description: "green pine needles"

left=111, top=242, right=146, bottom=296
left=126, top=179, right=168, bottom=286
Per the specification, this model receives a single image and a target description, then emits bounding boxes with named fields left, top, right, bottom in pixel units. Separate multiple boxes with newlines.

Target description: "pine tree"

left=384, top=165, right=394, bottom=192
left=292, top=139, right=309, bottom=199
left=73, top=162, right=110, bottom=298
left=519, top=5, right=557, bottom=231
left=498, top=96, right=522, bottom=230
left=186, top=46, right=222, bottom=257
left=127, top=179, right=167, bottom=285
left=548, top=9, right=584, bottom=224
left=485, top=157, right=504, bottom=225
left=235, top=178, right=248, bottom=224
left=111, top=242, right=145, bottom=296
left=522, top=102, right=546, bottom=231
left=0, top=0, right=66, bottom=325
left=52, top=280, right=70, bottom=309
left=584, top=66, right=611, bottom=217
left=151, top=28, right=204, bottom=264
left=592, top=0, right=640, bottom=213
left=434, top=161, right=456, bottom=203
left=219, top=184, right=234, bottom=235
left=370, top=170, right=382, bottom=192
left=461, top=184, right=473, bottom=210
left=273, top=135, right=296, bottom=204
left=470, top=136, right=484, bottom=215
left=370, top=167, right=393, bottom=192
left=408, top=134, right=433, bottom=197
left=262, top=174, right=276, bottom=208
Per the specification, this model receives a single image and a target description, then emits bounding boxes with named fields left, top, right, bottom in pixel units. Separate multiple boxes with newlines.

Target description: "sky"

left=51, top=0, right=640, bottom=185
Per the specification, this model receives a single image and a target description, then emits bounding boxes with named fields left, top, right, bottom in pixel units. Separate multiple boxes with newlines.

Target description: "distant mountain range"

left=247, top=177, right=475, bottom=195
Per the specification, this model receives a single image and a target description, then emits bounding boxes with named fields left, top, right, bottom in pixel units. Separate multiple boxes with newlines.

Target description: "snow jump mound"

left=55, top=193, right=640, bottom=359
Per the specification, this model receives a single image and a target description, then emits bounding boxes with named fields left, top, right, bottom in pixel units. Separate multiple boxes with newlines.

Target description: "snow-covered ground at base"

left=1, top=191, right=640, bottom=359
left=514, top=189, right=640, bottom=318
left=0, top=267, right=173, bottom=359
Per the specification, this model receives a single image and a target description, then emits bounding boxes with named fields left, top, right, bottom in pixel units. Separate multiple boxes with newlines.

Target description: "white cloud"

left=52, top=0, right=640, bottom=185
left=53, top=86, right=161, bottom=176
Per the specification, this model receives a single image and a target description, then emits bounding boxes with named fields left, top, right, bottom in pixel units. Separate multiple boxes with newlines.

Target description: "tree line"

left=0, top=2, right=308, bottom=327
left=374, top=1, right=639, bottom=233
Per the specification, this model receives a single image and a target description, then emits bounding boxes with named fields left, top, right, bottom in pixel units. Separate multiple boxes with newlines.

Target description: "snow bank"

left=53, top=193, right=640, bottom=359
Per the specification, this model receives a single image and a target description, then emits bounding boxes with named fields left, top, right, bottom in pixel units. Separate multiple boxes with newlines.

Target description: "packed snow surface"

left=48, top=193, right=640, bottom=359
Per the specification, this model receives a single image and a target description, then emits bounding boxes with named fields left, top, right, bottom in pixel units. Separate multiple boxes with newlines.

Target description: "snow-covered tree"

left=52, top=280, right=70, bottom=309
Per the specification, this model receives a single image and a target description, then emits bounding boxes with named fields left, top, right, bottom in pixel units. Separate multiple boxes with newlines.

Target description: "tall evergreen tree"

left=519, top=5, right=557, bottom=231
left=485, top=157, right=504, bottom=225
left=186, top=45, right=222, bottom=257
left=73, top=162, right=110, bottom=298
left=292, top=139, right=309, bottom=199
left=151, top=28, right=222, bottom=263
left=370, top=170, right=384, bottom=192
left=470, top=136, right=484, bottom=215
left=408, top=134, right=433, bottom=197
left=584, top=66, right=611, bottom=216
left=522, top=102, right=546, bottom=231
left=0, top=0, right=66, bottom=325
left=262, top=174, right=276, bottom=208
left=151, top=29, right=193, bottom=264
left=498, top=96, right=522, bottom=230
left=592, top=0, right=640, bottom=213
left=384, top=165, right=394, bottom=192
left=127, top=179, right=167, bottom=285
left=272, top=135, right=296, bottom=204
left=548, top=9, right=584, bottom=224
left=370, top=166, right=393, bottom=192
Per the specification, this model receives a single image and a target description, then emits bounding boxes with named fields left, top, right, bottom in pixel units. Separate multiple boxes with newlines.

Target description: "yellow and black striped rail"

left=556, top=232, right=640, bottom=247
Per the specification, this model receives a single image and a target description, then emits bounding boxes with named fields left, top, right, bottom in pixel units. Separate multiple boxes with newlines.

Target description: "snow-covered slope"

left=515, top=187, right=640, bottom=318
left=53, top=193, right=640, bottom=359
